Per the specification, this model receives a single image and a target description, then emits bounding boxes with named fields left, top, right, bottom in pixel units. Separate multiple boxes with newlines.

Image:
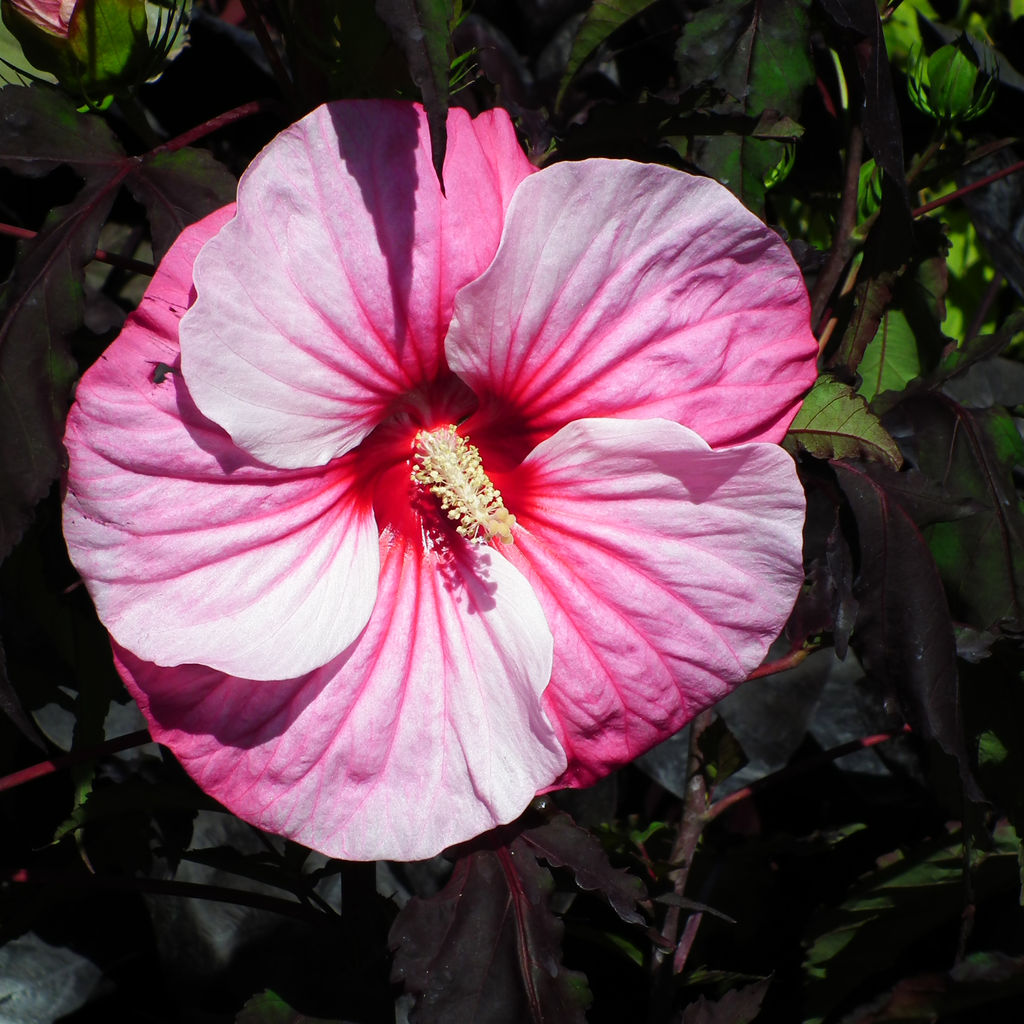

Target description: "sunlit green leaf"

left=783, top=378, right=903, bottom=470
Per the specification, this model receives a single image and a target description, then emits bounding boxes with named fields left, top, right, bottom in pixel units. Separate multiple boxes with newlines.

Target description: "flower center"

left=412, top=425, right=516, bottom=545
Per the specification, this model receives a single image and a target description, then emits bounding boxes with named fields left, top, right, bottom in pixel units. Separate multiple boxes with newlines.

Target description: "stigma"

left=412, top=426, right=516, bottom=545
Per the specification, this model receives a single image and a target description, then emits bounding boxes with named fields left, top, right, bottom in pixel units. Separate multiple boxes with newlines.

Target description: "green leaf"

left=236, top=990, right=342, bottom=1024
left=67, top=0, right=149, bottom=95
left=857, top=309, right=921, bottom=402
left=801, top=824, right=1021, bottom=1024
left=697, top=715, right=747, bottom=788
left=674, top=0, right=814, bottom=212
left=557, top=0, right=658, bottom=107
left=783, top=378, right=903, bottom=470
left=374, top=0, right=453, bottom=189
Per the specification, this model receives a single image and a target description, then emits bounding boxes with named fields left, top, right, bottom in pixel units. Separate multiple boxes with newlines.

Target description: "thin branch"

left=3, top=867, right=336, bottom=930
left=0, top=222, right=155, bottom=276
left=810, top=124, right=864, bottom=331
left=965, top=272, right=1005, bottom=343
left=156, top=98, right=288, bottom=156
left=236, top=0, right=298, bottom=109
left=913, top=158, right=1024, bottom=217
left=745, top=642, right=822, bottom=682
left=704, top=726, right=912, bottom=822
left=655, top=710, right=713, bottom=970
left=0, top=730, right=152, bottom=794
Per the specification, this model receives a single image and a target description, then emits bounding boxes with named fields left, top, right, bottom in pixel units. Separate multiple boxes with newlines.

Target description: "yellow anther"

left=412, top=426, right=516, bottom=545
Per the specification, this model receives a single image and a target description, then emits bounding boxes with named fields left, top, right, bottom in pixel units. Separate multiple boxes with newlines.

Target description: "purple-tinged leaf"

left=826, top=514, right=858, bottom=658
left=681, top=978, right=771, bottom=1024
left=833, top=460, right=983, bottom=802
left=520, top=808, right=646, bottom=925
left=817, top=0, right=904, bottom=188
left=0, top=637, right=46, bottom=750
left=851, top=462, right=985, bottom=529
left=390, top=839, right=591, bottom=1024
left=893, top=395, right=1024, bottom=632
left=126, top=149, right=237, bottom=265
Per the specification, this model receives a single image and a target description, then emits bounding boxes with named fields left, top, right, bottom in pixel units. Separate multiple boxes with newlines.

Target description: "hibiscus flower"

left=63, top=101, right=818, bottom=861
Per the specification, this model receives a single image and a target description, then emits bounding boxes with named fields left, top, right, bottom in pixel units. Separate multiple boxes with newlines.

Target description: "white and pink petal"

left=63, top=211, right=380, bottom=682
left=447, top=159, right=818, bottom=455
left=114, top=534, right=566, bottom=862
left=495, top=417, right=806, bottom=787
left=181, top=102, right=535, bottom=471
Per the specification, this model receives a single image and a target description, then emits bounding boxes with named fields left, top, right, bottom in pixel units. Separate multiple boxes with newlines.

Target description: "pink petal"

left=180, top=102, right=534, bottom=470
left=496, top=417, right=806, bottom=787
left=447, top=159, right=818, bottom=458
left=114, top=535, right=566, bottom=862
left=63, top=209, right=380, bottom=681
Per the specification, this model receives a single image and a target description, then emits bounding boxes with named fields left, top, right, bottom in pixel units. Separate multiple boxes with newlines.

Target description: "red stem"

left=913, top=158, right=1024, bottom=217
left=745, top=645, right=817, bottom=681
left=156, top=98, right=285, bottom=155
left=0, top=222, right=155, bottom=276
left=0, top=730, right=151, bottom=794
left=704, top=726, right=911, bottom=821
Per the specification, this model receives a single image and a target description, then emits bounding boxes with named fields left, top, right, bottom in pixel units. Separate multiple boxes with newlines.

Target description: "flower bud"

left=907, top=36, right=997, bottom=124
left=2, top=0, right=74, bottom=37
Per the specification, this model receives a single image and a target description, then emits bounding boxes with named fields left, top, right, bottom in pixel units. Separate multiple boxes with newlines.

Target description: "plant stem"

left=745, top=642, right=823, bottom=681
left=905, top=130, right=946, bottom=186
left=157, top=98, right=288, bottom=156
left=0, top=730, right=152, bottom=794
left=913, top=158, right=1024, bottom=217
left=648, top=711, right=712, bottom=1020
left=965, top=272, right=1005, bottom=342
left=704, top=726, right=911, bottom=822
left=810, top=124, right=864, bottom=331
left=0, top=222, right=155, bottom=276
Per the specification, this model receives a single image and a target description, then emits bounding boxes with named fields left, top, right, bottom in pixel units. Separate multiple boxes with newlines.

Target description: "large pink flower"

left=63, top=101, right=818, bottom=861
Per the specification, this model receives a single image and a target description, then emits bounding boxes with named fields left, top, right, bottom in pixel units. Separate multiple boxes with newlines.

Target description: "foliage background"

left=2, top=1, right=1024, bottom=1022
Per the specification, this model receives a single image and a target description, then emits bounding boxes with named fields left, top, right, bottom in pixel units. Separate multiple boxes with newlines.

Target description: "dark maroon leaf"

left=818, top=0, right=904, bottom=188
left=826, top=513, right=858, bottom=658
left=0, top=86, right=236, bottom=559
left=680, top=978, right=771, bottom=1024
left=0, top=636, right=47, bottom=750
left=126, top=148, right=237, bottom=265
left=957, top=146, right=1024, bottom=301
left=832, top=460, right=982, bottom=802
left=893, top=395, right=1024, bottom=632
left=853, top=463, right=985, bottom=528
left=520, top=808, right=646, bottom=925
left=0, top=86, right=129, bottom=559
left=786, top=559, right=835, bottom=648
left=389, top=839, right=591, bottom=1024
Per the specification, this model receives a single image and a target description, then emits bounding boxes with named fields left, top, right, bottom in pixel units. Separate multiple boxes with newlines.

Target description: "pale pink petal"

left=113, top=535, right=566, bottom=862
left=63, top=209, right=380, bottom=681
left=447, top=159, right=818, bottom=457
left=7, top=0, right=73, bottom=35
left=494, top=417, right=806, bottom=787
left=180, top=102, right=534, bottom=470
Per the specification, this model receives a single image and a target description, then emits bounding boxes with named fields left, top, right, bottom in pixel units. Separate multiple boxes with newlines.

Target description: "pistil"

left=412, top=426, right=516, bottom=545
